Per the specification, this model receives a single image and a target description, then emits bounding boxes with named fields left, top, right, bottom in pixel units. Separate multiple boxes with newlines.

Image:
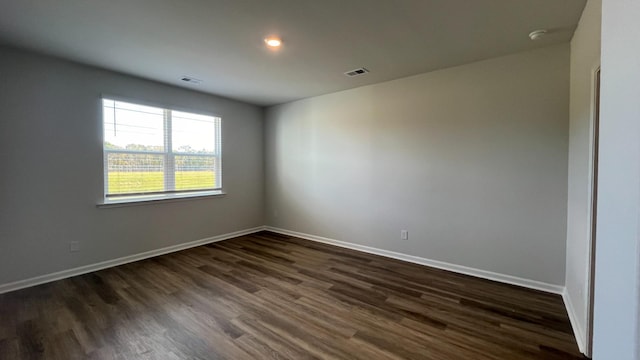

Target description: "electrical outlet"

left=69, top=241, right=80, bottom=252
left=400, top=230, right=408, bottom=240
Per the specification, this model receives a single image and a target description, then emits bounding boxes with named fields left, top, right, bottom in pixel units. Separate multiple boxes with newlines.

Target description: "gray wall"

left=265, top=44, right=570, bottom=285
left=0, top=46, right=264, bottom=286
left=565, top=0, right=601, bottom=350
left=593, top=0, right=640, bottom=358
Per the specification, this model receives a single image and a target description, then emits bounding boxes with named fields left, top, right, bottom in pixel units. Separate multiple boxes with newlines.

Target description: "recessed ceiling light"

left=264, top=37, right=282, bottom=48
left=528, top=29, right=547, bottom=41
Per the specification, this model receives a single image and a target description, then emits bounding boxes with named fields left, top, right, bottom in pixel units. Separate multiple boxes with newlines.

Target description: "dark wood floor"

left=0, top=231, right=586, bottom=359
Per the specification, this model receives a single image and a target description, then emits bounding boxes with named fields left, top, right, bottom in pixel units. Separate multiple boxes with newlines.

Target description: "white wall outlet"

left=401, top=230, right=409, bottom=240
left=69, top=241, right=80, bottom=252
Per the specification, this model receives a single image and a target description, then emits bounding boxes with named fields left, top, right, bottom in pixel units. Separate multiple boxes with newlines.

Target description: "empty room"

left=0, top=0, right=638, bottom=359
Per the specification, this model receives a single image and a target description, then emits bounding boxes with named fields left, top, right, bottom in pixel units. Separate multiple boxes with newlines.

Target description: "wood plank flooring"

left=0, top=231, right=586, bottom=359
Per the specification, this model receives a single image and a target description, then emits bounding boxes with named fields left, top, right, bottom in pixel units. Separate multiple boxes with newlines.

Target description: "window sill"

left=97, top=190, right=226, bottom=208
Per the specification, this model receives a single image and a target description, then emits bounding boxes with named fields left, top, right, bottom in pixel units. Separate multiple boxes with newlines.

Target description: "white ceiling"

left=0, top=0, right=586, bottom=106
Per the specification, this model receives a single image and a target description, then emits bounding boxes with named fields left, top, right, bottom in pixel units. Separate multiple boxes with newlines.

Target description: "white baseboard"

left=0, top=226, right=266, bottom=294
left=264, top=226, right=565, bottom=295
left=562, top=289, right=587, bottom=354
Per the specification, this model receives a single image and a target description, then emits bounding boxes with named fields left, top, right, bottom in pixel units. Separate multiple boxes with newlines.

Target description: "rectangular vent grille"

left=181, top=76, right=203, bottom=85
left=344, top=67, right=369, bottom=77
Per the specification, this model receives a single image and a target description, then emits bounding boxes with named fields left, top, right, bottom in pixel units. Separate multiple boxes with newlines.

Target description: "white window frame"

left=100, top=97, right=223, bottom=206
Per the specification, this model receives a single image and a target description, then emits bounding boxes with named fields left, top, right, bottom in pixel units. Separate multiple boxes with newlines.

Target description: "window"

left=102, top=98, right=221, bottom=202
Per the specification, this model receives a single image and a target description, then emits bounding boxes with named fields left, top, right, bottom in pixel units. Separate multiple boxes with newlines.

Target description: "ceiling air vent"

left=344, top=67, right=369, bottom=77
left=181, top=76, right=203, bottom=85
